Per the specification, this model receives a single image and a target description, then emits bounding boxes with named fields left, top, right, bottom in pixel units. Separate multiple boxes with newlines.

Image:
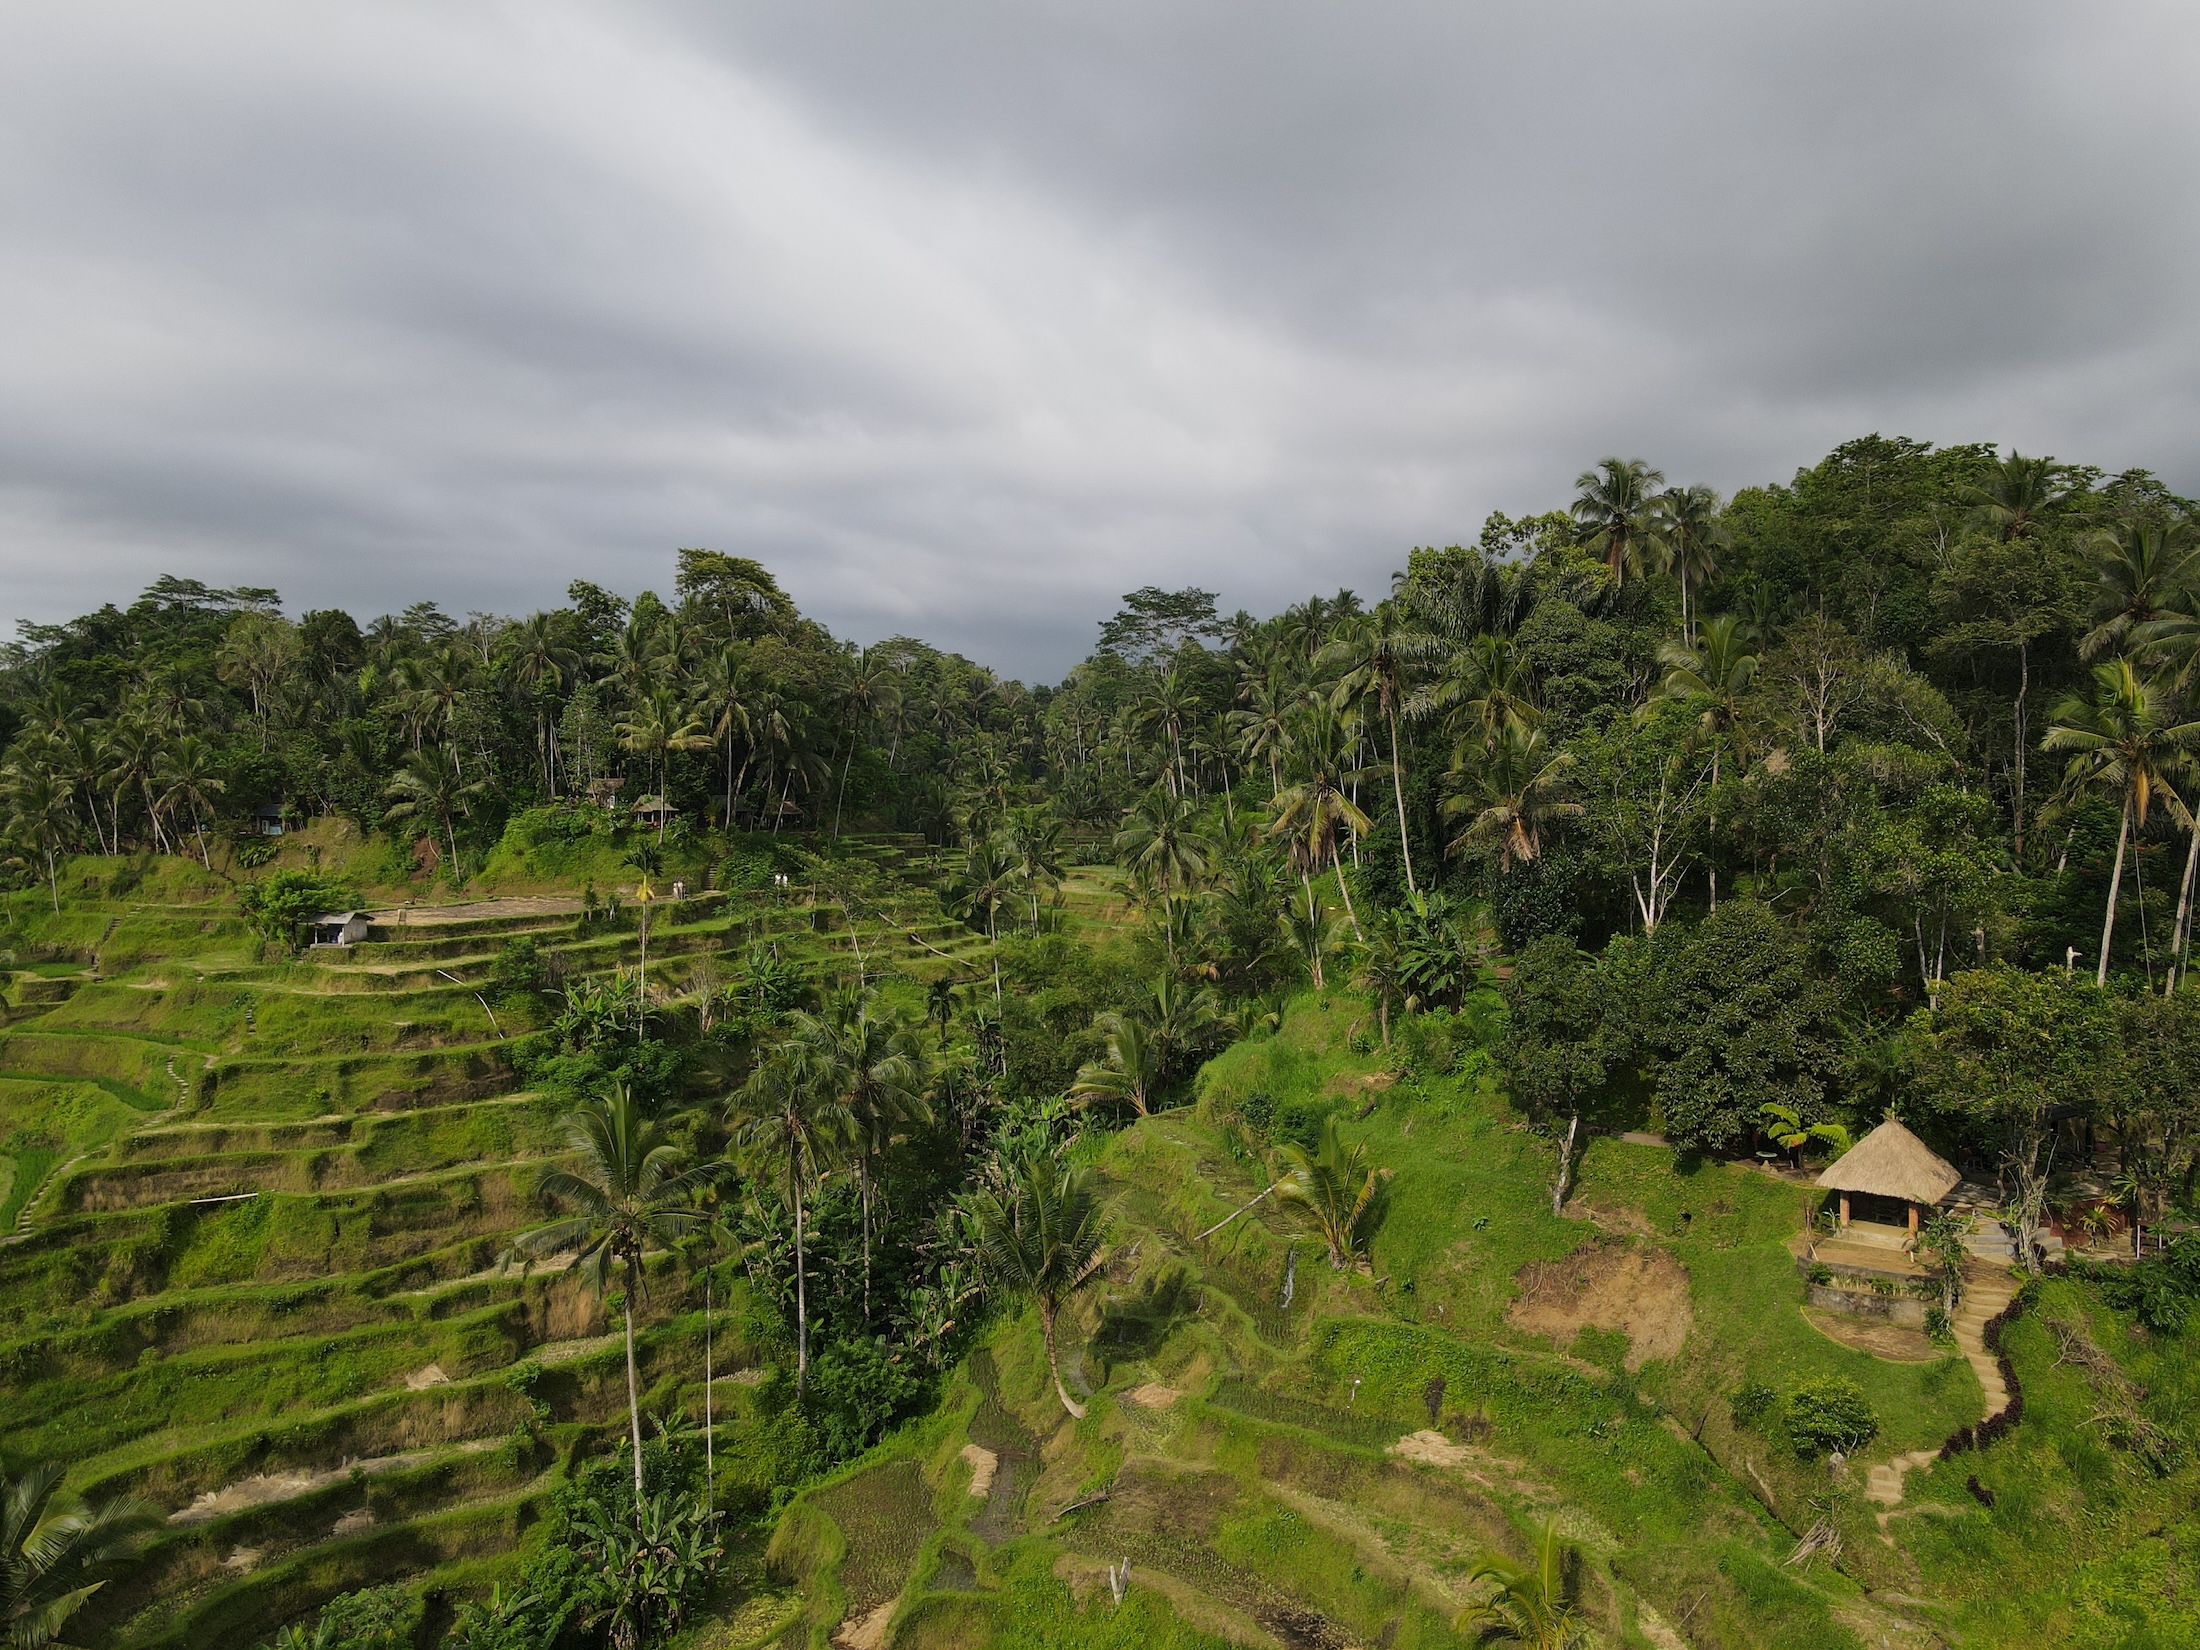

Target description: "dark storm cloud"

left=2, top=2, right=2197, bottom=678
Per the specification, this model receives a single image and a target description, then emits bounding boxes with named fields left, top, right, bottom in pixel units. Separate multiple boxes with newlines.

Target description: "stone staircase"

left=1952, top=1264, right=2020, bottom=1422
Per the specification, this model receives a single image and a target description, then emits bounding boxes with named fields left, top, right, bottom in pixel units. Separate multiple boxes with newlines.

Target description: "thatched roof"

left=1816, top=1118, right=1960, bottom=1206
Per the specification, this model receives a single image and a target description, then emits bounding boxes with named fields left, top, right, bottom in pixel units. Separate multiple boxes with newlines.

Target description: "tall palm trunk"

left=622, top=1262, right=645, bottom=1511
left=1386, top=700, right=1416, bottom=893
left=1329, top=844, right=1364, bottom=943
left=1301, top=869, right=1325, bottom=987
left=1039, top=1299, right=1085, bottom=1419
left=2099, top=790, right=2132, bottom=988
left=790, top=1154, right=810, bottom=1395
left=2169, top=823, right=2200, bottom=994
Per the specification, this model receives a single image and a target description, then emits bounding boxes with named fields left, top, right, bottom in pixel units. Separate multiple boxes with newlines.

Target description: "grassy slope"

left=773, top=991, right=2200, bottom=1650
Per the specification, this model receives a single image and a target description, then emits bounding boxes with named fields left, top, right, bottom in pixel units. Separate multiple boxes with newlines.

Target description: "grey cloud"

left=2, top=2, right=2197, bottom=678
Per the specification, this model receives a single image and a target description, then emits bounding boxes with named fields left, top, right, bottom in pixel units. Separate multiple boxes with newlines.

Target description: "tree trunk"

left=623, top=1275, right=645, bottom=1512
left=1387, top=702, right=1416, bottom=893
left=704, top=1270, right=714, bottom=1521
left=1040, top=1300, right=1085, bottom=1419
left=2170, top=823, right=2200, bottom=993
left=2099, top=792, right=2132, bottom=988
left=2013, top=641, right=2030, bottom=860
left=1551, top=1113, right=1580, bottom=1217
left=1299, top=869, right=1327, bottom=987
left=1330, top=845, right=1364, bottom=943
left=792, top=1158, right=810, bottom=1395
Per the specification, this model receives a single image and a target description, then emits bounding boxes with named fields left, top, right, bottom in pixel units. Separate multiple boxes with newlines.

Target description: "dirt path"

left=367, top=897, right=584, bottom=926
left=169, top=1438, right=496, bottom=1522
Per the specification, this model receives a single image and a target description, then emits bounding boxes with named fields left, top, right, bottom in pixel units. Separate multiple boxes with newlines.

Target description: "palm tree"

left=1458, top=1517, right=1583, bottom=1649
left=1, top=1463, right=158, bottom=1648
left=1129, top=671, right=1199, bottom=796
left=1441, top=723, right=1580, bottom=872
left=1269, top=700, right=1371, bottom=944
left=1115, top=785, right=1208, bottom=898
left=1571, top=457, right=1667, bottom=584
left=1000, top=805, right=1068, bottom=931
left=2083, top=519, right=2197, bottom=662
left=1964, top=450, right=2069, bottom=543
left=972, top=1150, right=1110, bottom=1418
left=788, top=993, right=929, bottom=1324
left=943, top=838, right=1019, bottom=1006
left=1322, top=607, right=1441, bottom=893
left=1, top=764, right=75, bottom=912
left=694, top=643, right=757, bottom=827
left=1227, top=668, right=1295, bottom=798
left=1277, top=1114, right=1383, bottom=1269
left=831, top=648, right=902, bottom=838
left=1071, top=1011, right=1166, bottom=1115
left=1413, top=633, right=1539, bottom=748
left=616, top=686, right=710, bottom=840
left=2044, top=659, right=2200, bottom=986
left=383, top=747, right=486, bottom=875
left=1656, top=615, right=1759, bottom=782
left=731, top=1053, right=850, bottom=1395
left=155, top=736, right=226, bottom=868
left=505, top=612, right=579, bottom=795
left=506, top=1084, right=711, bottom=1510
left=1653, top=483, right=1728, bottom=646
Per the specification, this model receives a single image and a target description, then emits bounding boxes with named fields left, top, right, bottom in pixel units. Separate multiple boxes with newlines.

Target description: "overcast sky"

left=4, top=2, right=2198, bottom=679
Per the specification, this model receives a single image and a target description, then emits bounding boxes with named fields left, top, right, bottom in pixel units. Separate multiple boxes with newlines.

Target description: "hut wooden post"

left=1908, top=1202, right=1919, bottom=1236
left=1839, top=1194, right=1850, bottom=1229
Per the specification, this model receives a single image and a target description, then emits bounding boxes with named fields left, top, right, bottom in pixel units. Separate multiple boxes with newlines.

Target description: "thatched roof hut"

left=1816, top=1118, right=1959, bottom=1230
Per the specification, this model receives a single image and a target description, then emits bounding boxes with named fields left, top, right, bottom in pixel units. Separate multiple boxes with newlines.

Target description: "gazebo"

left=1816, top=1118, right=1960, bottom=1234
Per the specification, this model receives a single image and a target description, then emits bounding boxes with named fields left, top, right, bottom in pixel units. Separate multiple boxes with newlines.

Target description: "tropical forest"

left=5, top=434, right=2200, bottom=1650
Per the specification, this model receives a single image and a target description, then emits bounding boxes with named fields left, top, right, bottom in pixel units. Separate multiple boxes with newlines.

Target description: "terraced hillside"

left=0, top=837, right=984, bottom=1648
left=768, top=997, right=2200, bottom=1650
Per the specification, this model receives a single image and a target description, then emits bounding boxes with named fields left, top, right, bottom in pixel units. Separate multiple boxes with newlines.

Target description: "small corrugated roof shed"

left=1816, top=1118, right=1960, bottom=1207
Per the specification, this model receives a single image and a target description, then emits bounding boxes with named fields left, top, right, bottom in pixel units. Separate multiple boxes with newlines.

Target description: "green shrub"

left=1730, top=1381, right=1777, bottom=1430
left=1807, top=1262, right=1832, bottom=1285
left=1783, top=1375, right=1877, bottom=1458
left=237, top=871, right=364, bottom=947
left=274, top=1583, right=420, bottom=1650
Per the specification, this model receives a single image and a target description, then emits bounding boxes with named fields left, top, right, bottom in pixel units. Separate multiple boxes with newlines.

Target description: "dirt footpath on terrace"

left=367, top=897, right=585, bottom=925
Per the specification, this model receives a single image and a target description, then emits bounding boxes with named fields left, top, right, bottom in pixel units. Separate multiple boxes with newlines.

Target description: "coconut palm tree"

left=1071, top=1010, right=1166, bottom=1116
left=1000, top=805, right=1068, bottom=931
left=1458, top=1517, right=1583, bottom=1649
left=972, top=1150, right=1110, bottom=1418
left=1, top=763, right=75, bottom=912
left=1227, top=668, right=1296, bottom=798
left=1277, top=1114, right=1383, bottom=1269
left=1, top=1463, right=159, bottom=1648
left=1441, top=723, right=1580, bottom=872
left=730, top=1052, right=851, bottom=1396
left=1413, top=633, right=1540, bottom=748
left=1323, top=607, right=1441, bottom=893
left=1269, top=700, right=1371, bottom=943
left=1571, top=457, right=1667, bottom=584
left=616, top=686, right=710, bottom=840
left=2083, top=519, right=2198, bottom=662
left=155, top=736, right=226, bottom=868
left=504, top=612, right=579, bottom=795
left=1653, top=483, right=1728, bottom=646
left=1656, top=615, right=1759, bottom=784
left=831, top=647, right=902, bottom=839
left=789, top=992, right=929, bottom=1324
left=2044, top=658, right=2200, bottom=986
left=383, top=747, right=486, bottom=875
left=506, top=1084, right=711, bottom=1510
left=943, top=838, right=1019, bottom=1007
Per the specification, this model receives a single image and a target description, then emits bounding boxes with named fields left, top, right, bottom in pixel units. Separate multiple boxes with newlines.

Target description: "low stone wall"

left=1804, top=1282, right=1926, bottom=1327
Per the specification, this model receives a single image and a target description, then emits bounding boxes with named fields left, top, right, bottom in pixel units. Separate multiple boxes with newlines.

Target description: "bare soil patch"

left=1123, top=1382, right=1181, bottom=1409
left=832, top=1602, right=895, bottom=1650
left=1802, top=1307, right=1941, bottom=1363
left=1506, top=1241, right=1691, bottom=1370
left=960, top=1443, right=999, bottom=1499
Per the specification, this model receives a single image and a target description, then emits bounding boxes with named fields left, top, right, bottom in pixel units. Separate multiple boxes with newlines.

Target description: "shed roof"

left=1815, top=1118, right=1960, bottom=1206
left=310, top=911, right=363, bottom=926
